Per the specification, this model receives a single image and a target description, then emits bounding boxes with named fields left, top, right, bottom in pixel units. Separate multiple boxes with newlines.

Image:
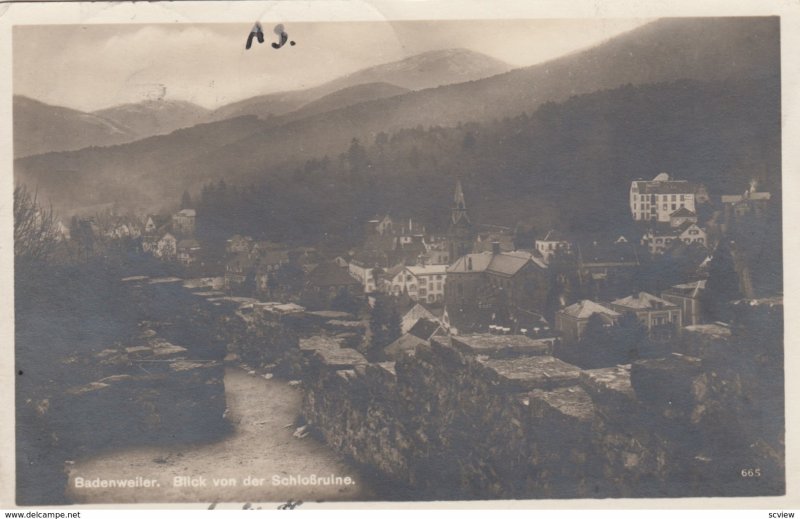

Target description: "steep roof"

left=663, top=280, right=706, bottom=298
left=307, top=262, right=360, bottom=288
left=451, top=180, right=470, bottom=225
left=447, top=250, right=546, bottom=275
left=448, top=252, right=493, bottom=273
left=408, top=318, right=442, bottom=340
left=380, top=263, right=406, bottom=282
left=407, top=264, right=448, bottom=276
left=670, top=207, right=696, bottom=218
left=611, top=292, right=677, bottom=310
left=402, top=303, right=439, bottom=333
left=485, top=252, right=533, bottom=276
left=676, top=222, right=703, bottom=235
left=560, top=300, right=620, bottom=320
left=541, top=229, right=569, bottom=242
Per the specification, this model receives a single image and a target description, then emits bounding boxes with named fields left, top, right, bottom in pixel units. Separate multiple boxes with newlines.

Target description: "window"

left=663, top=204, right=668, bottom=210
left=634, top=203, right=637, bottom=210
left=672, top=204, right=676, bottom=210
left=406, top=275, right=412, bottom=281
left=437, top=282, right=442, bottom=290
left=436, top=275, right=442, bottom=280
left=680, top=195, right=685, bottom=201
left=671, top=195, right=676, bottom=201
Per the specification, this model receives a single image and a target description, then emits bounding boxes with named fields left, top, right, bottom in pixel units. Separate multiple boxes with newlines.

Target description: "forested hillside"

left=192, top=76, right=780, bottom=247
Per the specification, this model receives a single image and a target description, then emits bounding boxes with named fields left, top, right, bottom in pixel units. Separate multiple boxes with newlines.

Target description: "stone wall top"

left=313, top=347, right=368, bottom=369
left=451, top=334, right=554, bottom=358
left=530, top=385, right=596, bottom=424
left=479, top=355, right=582, bottom=392
left=580, top=364, right=636, bottom=408
left=299, top=335, right=342, bottom=353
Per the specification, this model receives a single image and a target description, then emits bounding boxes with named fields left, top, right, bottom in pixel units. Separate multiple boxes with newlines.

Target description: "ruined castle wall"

left=300, top=323, right=784, bottom=499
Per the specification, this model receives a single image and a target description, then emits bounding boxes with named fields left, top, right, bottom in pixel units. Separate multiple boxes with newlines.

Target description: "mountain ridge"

left=206, top=48, right=511, bottom=122
left=15, top=17, right=779, bottom=216
left=93, top=99, right=211, bottom=140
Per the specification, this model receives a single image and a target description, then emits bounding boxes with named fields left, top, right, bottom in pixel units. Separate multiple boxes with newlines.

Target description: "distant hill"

left=206, top=48, right=510, bottom=122
left=13, top=96, right=136, bottom=157
left=15, top=17, right=780, bottom=216
left=163, top=17, right=780, bottom=192
left=94, top=99, right=210, bottom=140
left=14, top=96, right=211, bottom=157
left=16, top=115, right=269, bottom=214
left=321, top=48, right=512, bottom=92
left=288, top=82, right=409, bottom=120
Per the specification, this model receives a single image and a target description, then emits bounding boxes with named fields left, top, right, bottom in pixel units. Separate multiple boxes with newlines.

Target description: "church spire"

left=452, top=180, right=470, bottom=225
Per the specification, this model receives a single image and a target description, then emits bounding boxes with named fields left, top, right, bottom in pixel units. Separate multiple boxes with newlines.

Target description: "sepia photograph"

left=6, top=5, right=790, bottom=508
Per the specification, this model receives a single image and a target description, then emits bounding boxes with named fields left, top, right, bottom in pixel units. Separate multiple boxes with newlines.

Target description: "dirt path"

left=66, top=367, right=374, bottom=504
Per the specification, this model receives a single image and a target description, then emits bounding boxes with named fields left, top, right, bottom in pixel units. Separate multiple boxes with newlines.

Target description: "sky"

left=13, top=19, right=649, bottom=112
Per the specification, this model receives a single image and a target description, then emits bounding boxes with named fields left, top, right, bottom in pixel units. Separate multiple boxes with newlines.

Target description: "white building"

left=348, top=261, right=376, bottom=294
left=630, top=173, right=698, bottom=223
left=388, top=264, right=447, bottom=303
left=535, top=230, right=572, bottom=264
left=641, top=222, right=708, bottom=255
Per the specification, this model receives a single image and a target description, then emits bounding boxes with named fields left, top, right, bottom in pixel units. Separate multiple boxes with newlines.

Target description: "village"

left=30, top=169, right=782, bottom=501
left=56, top=171, right=775, bottom=367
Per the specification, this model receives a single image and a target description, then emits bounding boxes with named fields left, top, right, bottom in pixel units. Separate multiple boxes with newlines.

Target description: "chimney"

left=492, top=241, right=501, bottom=256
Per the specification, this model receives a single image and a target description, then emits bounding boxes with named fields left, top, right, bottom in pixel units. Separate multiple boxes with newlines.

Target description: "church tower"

left=447, top=180, right=475, bottom=262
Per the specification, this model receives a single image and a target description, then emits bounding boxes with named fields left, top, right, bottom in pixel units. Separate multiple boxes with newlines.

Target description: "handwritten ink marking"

left=245, top=22, right=265, bottom=50
left=271, top=24, right=296, bottom=49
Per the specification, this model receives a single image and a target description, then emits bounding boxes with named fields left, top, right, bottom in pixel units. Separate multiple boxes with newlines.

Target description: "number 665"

left=741, top=468, right=762, bottom=477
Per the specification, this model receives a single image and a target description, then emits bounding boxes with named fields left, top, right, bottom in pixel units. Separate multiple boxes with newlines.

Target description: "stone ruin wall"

left=300, top=317, right=784, bottom=500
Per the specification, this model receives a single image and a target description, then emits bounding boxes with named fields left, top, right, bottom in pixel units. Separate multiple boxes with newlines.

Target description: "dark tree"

left=181, top=190, right=192, bottom=209
left=331, top=287, right=360, bottom=315
left=612, top=311, right=647, bottom=361
left=14, top=185, right=59, bottom=269
left=701, top=239, right=742, bottom=322
left=346, top=138, right=369, bottom=173
left=369, top=296, right=401, bottom=359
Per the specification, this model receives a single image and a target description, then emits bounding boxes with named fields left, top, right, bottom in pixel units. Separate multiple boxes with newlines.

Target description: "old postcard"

left=2, top=0, right=798, bottom=510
